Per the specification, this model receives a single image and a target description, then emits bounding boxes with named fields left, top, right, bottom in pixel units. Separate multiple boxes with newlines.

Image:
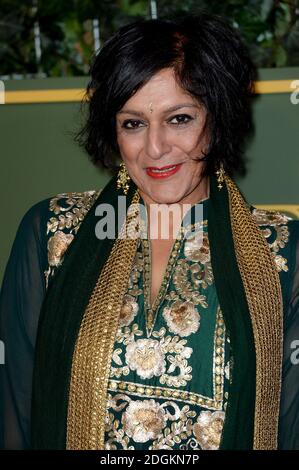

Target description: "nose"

left=144, top=124, right=172, bottom=160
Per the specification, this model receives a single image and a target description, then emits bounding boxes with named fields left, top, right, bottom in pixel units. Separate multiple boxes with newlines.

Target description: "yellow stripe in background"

left=254, top=79, right=298, bottom=94
left=3, top=79, right=299, bottom=104
left=5, top=88, right=87, bottom=104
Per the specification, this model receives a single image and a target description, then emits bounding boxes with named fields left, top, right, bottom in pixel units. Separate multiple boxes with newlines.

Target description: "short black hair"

left=75, top=12, right=258, bottom=178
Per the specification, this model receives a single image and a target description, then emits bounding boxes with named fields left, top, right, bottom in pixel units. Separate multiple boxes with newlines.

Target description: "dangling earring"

left=216, top=162, right=225, bottom=190
left=117, top=161, right=130, bottom=195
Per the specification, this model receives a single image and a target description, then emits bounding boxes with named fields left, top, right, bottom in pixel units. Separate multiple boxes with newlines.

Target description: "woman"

left=0, top=13, right=298, bottom=450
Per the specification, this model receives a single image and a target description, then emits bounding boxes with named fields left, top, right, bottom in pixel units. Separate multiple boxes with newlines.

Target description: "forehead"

left=119, top=68, right=199, bottom=112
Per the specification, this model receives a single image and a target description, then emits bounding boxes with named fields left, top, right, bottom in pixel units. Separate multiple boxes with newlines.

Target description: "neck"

left=141, top=176, right=209, bottom=241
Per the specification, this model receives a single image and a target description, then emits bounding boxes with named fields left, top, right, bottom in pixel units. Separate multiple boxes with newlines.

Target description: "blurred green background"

left=1, top=0, right=299, bottom=79
left=0, top=1, right=299, bottom=283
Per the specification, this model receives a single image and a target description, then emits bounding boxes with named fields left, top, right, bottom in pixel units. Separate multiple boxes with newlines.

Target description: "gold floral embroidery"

left=104, top=211, right=229, bottom=449
left=44, top=190, right=100, bottom=287
left=162, top=300, right=200, bottom=337
left=184, top=230, right=210, bottom=264
left=109, top=306, right=226, bottom=409
left=119, top=294, right=139, bottom=327
left=110, top=349, right=130, bottom=379
left=273, top=254, right=288, bottom=272
left=169, top=226, right=213, bottom=306
left=150, top=402, right=196, bottom=450
left=105, top=394, right=225, bottom=450
left=171, top=259, right=211, bottom=307
left=127, top=249, right=143, bottom=297
left=252, top=208, right=290, bottom=272
left=104, top=206, right=228, bottom=449
left=47, top=231, right=74, bottom=267
left=48, top=191, right=99, bottom=231
left=122, top=399, right=167, bottom=443
left=193, top=410, right=225, bottom=450
left=126, top=204, right=148, bottom=240
left=125, top=338, right=166, bottom=380
left=251, top=208, right=290, bottom=227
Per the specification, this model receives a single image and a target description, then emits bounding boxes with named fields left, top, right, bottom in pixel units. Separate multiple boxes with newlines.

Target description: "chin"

left=148, top=188, right=186, bottom=205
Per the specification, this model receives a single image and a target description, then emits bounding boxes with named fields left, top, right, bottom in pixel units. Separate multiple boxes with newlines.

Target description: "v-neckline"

left=138, top=195, right=209, bottom=338
left=141, top=230, right=184, bottom=338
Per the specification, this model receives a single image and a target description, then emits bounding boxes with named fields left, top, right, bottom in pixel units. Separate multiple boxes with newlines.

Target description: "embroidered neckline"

left=142, top=231, right=184, bottom=338
left=140, top=198, right=209, bottom=338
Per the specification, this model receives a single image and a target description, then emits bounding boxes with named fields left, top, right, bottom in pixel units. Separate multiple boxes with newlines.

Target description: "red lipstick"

left=145, top=163, right=182, bottom=179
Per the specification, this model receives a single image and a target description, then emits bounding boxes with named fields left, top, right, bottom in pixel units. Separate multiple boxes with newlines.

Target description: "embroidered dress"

left=0, top=190, right=298, bottom=449
left=105, top=199, right=229, bottom=450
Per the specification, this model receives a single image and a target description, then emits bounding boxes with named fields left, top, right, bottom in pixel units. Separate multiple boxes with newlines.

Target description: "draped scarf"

left=31, top=174, right=283, bottom=450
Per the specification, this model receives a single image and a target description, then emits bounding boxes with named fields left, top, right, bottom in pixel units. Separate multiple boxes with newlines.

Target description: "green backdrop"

left=0, top=67, right=298, bottom=283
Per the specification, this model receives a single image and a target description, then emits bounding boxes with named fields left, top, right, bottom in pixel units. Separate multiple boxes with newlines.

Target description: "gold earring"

left=216, top=163, right=225, bottom=190
left=117, top=161, right=130, bottom=195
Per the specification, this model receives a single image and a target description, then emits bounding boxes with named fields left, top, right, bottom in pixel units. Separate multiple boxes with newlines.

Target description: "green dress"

left=0, top=190, right=298, bottom=449
left=105, top=198, right=230, bottom=450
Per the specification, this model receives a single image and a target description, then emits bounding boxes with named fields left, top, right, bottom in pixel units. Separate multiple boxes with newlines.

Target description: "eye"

left=121, top=119, right=144, bottom=130
left=168, top=114, right=194, bottom=125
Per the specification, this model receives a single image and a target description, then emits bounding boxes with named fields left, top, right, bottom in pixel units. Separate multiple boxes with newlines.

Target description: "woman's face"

left=116, top=68, right=210, bottom=205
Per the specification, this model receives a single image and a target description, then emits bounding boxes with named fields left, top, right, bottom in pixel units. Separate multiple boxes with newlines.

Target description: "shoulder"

left=250, top=206, right=292, bottom=226
left=43, top=190, right=101, bottom=287
left=46, top=190, right=101, bottom=234
left=12, top=190, right=101, bottom=290
left=18, top=190, right=101, bottom=239
left=251, top=206, right=299, bottom=235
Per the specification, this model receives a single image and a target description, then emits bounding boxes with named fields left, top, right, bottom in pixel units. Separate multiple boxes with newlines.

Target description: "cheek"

left=117, top=134, right=142, bottom=163
left=173, top=122, right=208, bottom=148
left=173, top=134, right=207, bottom=161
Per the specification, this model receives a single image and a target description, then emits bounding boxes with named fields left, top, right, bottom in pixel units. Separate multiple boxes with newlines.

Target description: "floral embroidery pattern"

left=48, top=191, right=99, bottom=230
left=193, top=410, right=225, bottom=450
left=163, top=224, right=213, bottom=313
left=110, top=304, right=226, bottom=403
left=105, top=394, right=225, bottom=450
left=184, top=230, right=210, bottom=264
left=105, top=394, right=196, bottom=450
left=252, top=208, right=290, bottom=272
left=162, top=300, right=200, bottom=337
left=44, top=190, right=100, bottom=287
left=47, top=231, right=74, bottom=267
left=122, top=399, right=167, bottom=443
left=119, top=294, right=139, bottom=327
left=125, top=338, right=166, bottom=380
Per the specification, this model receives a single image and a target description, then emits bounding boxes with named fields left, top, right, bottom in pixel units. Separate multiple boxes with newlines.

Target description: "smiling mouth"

left=145, top=163, right=183, bottom=178
left=146, top=164, right=181, bottom=173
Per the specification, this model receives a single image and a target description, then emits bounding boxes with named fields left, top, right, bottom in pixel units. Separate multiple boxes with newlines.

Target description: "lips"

left=146, top=164, right=179, bottom=170
left=145, top=163, right=183, bottom=179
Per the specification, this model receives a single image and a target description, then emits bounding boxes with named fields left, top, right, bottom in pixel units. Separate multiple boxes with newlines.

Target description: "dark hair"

left=75, top=12, right=258, bottom=178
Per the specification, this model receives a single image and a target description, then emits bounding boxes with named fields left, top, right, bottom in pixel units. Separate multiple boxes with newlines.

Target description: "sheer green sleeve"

left=279, top=219, right=299, bottom=449
left=0, top=199, right=50, bottom=449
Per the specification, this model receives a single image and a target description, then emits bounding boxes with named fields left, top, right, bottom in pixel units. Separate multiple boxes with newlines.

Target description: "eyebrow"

left=117, top=103, right=198, bottom=117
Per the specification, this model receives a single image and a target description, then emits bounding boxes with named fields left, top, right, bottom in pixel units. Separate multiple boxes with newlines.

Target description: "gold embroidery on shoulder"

left=47, top=231, right=75, bottom=268
left=47, top=190, right=100, bottom=233
left=252, top=208, right=291, bottom=273
left=44, top=190, right=101, bottom=288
